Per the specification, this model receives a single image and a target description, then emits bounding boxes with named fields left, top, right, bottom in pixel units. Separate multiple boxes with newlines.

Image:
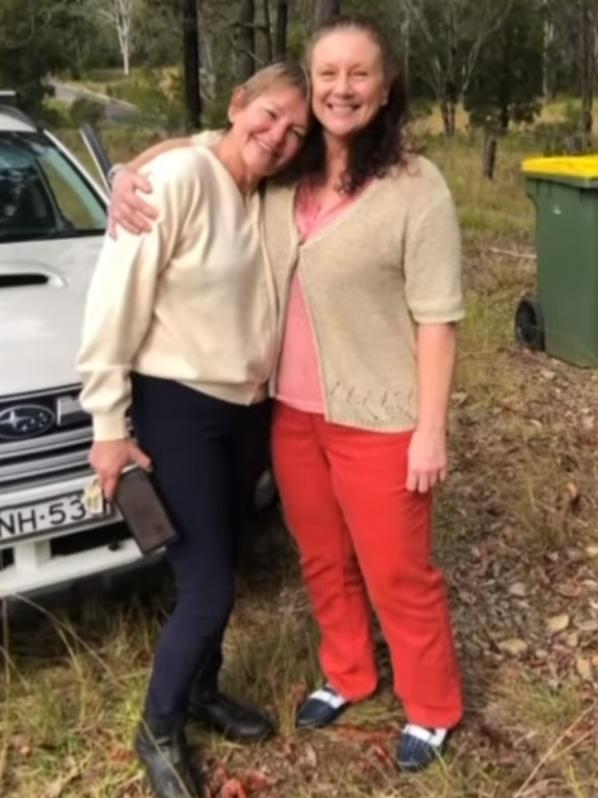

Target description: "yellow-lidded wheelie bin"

left=518, top=155, right=598, bottom=366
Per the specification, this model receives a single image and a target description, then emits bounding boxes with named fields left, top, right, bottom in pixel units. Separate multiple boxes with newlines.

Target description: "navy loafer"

left=296, top=684, right=350, bottom=729
left=396, top=724, right=449, bottom=772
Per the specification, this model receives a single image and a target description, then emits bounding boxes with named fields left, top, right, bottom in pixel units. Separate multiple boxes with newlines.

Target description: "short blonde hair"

left=238, top=62, right=311, bottom=106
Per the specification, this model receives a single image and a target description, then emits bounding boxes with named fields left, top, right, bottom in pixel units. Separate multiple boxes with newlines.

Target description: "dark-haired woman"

left=109, top=16, right=464, bottom=774
left=267, top=17, right=464, bottom=772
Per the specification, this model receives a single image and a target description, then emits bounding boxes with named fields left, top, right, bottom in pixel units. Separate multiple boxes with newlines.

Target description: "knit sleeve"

left=403, top=187, right=464, bottom=324
left=77, top=151, right=202, bottom=440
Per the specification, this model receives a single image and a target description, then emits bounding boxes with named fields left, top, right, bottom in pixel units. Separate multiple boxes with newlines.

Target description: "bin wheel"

left=515, top=296, right=545, bottom=351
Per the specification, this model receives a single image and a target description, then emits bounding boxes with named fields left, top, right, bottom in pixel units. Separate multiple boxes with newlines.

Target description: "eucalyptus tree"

left=0, top=0, right=90, bottom=110
left=464, top=0, right=543, bottom=132
left=275, top=0, right=289, bottom=59
left=182, top=0, right=201, bottom=129
left=403, top=0, right=513, bottom=135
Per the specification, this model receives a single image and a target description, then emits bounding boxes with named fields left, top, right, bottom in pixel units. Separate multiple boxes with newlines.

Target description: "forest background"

left=2, top=0, right=598, bottom=144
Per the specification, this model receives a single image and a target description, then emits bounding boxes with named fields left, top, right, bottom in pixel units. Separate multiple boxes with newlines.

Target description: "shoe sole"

left=189, top=714, right=275, bottom=743
left=295, top=703, right=350, bottom=730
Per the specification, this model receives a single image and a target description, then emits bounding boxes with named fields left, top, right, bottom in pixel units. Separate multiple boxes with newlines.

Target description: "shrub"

left=69, top=97, right=105, bottom=127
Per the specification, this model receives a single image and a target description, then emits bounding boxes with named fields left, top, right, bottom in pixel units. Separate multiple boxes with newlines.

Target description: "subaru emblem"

left=0, top=405, right=55, bottom=440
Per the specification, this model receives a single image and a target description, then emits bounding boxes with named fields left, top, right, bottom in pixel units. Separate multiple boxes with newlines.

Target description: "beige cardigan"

left=262, top=156, right=464, bottom=432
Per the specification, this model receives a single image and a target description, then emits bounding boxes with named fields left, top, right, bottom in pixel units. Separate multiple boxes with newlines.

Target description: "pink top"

left=276, top=183, right=362, bottom=413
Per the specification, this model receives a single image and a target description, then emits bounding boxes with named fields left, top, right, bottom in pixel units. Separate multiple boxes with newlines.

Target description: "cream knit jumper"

left=261, top=156, right=465, bottom=432
left=78, top=143, right=277, bottom=441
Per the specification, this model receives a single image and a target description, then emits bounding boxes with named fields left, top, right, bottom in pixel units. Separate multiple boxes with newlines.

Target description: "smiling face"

left=309, top=27, right=389, bottom=143
left=228, top=83, right=310, bottom=178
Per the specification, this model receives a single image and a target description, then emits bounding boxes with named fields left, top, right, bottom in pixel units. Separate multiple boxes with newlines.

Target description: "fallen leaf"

left=574, top=619, right=598, bottom=633
left=534, top=649, right=549, bottom=659
left=108, top=745, right=133, bottom=763
left=508, top=582, right=527, bottom=598
left=565, top=632, right=580, bottom=648
left=547, top=613, right=570, bottom=634
left=220, top=778, right=247, bottom=798
left=243, top=770, right=273, bottom=792
left=575, top=657, right=593, bottom=682
left=280, top=738, right=294, bottom=759
left=334, top=725, right=396, bottom=744
left=42, top=762, right=82, bottom=798
left=301, top=744, right=318, bottom=769
left=209, top=766, right=230, bottom=794
left=370, top=743, right=394, bottom=768
left=586, top=545, right=598, bottom=559
left=498, top=638, right=528, bottom=656
left=502, top=525, right=516, bottom=541
left=555, top=582, right=582, bottom=599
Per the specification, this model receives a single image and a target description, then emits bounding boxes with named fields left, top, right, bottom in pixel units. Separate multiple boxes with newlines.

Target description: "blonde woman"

left=78, top=63, right=310, bottom=798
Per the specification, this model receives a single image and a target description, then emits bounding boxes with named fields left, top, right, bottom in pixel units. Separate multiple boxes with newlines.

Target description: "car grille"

left=0, top=385, right=92, bottom=489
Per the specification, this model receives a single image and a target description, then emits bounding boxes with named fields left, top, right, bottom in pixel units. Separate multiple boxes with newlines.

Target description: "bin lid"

left=522, top=155, right=598, bottom=186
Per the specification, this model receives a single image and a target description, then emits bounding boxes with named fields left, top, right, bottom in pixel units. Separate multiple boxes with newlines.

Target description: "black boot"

left=188, top=643, right=275, bottom=743
left=134, top=716, right=202, bottom=798
left=188, top=689, right=275, bottom=743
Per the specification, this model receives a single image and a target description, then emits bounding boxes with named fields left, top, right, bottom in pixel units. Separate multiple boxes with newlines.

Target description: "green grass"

left=2, top=117, right=598, bottom=797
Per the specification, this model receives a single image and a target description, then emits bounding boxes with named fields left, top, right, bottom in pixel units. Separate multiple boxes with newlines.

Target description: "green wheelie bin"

left=517, top=155, right=598, bottom=367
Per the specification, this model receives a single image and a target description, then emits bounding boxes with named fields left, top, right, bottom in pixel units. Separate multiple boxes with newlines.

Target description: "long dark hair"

left=281, top=15, right=409, bottom=194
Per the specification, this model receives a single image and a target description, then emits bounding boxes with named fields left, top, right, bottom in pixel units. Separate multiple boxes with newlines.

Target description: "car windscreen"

left=0, top=131, right=106, bottom=243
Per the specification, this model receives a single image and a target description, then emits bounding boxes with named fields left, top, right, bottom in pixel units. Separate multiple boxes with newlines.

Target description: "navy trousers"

left=131, top=374, right=270, bottom=729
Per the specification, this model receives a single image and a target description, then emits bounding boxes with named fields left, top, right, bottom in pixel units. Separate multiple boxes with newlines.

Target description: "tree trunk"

left=499, top=104, right=510, bottom=131
left=275, top=0, right=288, bottom=59
left=580, top=0, right=594, bottom=136
left=314, top=0, right=341, bottom=28
left=262, top=0, right=273, bottom=63
left=440, top=97, right=456, bottom=137
left=198, top=4, right=215, bottom=103
left=113, top=0, right=132, bottom=77
left=542, top=15, right=555, bottom=100
left=237, top=0, right=256, bottom=82
left=482, top=132, right=497, bottom=180
left=182, top=0, right=201, bottom=131
left=401, top=14, right=410, bottom=90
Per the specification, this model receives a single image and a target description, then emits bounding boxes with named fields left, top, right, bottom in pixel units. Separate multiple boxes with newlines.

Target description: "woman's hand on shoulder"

left=406, top=427, right=447, bottom=493
left=108, top=168, right=158, bottom=239
left=89, top=438, right=152, bottom=501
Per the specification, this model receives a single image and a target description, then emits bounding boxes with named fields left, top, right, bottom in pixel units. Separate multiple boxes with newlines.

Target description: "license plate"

left=0, top=491, right=113, bottom=542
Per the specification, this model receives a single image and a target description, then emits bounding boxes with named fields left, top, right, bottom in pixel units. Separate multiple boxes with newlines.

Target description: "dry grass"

left=2, top=123, right=598, bottom=797
left=414, top=96, right=598, bottom=137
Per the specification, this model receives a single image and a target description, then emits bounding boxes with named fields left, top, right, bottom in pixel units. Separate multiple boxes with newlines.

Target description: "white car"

left=0, top=105, right=145, bottom=597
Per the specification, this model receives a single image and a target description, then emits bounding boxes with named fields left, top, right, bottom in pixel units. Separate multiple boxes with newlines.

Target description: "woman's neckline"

left=295, top=176, right=385, bottom=248
left=206, top=140, right=260, bottom=202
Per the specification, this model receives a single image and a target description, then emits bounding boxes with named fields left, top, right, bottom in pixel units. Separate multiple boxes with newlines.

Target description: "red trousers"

left=272, top=402, right=463, bottom=729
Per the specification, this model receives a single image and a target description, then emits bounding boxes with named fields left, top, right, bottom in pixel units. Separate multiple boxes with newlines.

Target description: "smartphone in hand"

left=115, top=465, right=178, bottom=554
